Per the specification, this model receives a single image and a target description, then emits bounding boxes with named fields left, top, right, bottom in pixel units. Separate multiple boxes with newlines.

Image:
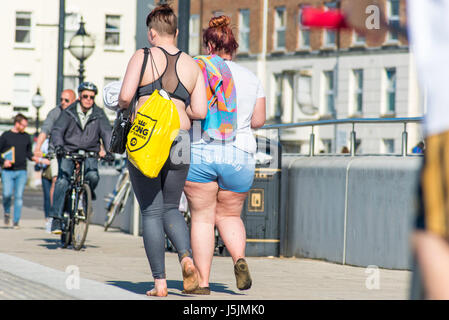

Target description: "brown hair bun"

left=209, top=15, right=231, bottom=28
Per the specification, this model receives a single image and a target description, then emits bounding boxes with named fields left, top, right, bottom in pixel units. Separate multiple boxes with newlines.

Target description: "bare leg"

left=412, top=230, right=449, bottom=299
left=184, top=181, right=218, bottom=288
left=215, top=189, right=248, bottom=264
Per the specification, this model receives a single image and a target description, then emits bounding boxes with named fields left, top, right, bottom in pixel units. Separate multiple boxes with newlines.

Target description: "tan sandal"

left=234, top=258, right=252, bottom=290
left=182, top=259, right=199, bottom=292
left=183, top=286, right=211, bottom=295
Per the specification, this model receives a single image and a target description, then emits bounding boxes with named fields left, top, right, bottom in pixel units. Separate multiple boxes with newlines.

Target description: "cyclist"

left=34, top=89, right=76, bottom=229
left=49, top=81, right=113, bottom=234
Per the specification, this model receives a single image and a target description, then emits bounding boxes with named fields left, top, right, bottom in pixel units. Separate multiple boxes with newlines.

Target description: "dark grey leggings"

left=127, top=131, right=191, bottom=279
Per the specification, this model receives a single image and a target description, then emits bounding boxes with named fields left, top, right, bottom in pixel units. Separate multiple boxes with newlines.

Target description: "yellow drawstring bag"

left=126, top=89, right=180, bottom=178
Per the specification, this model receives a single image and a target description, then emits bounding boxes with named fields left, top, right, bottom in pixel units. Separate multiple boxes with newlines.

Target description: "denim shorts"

left=186, top=143, right=255, bottom=193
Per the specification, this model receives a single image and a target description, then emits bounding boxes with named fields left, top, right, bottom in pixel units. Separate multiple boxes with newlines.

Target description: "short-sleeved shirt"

left=225, top=61, right=265, bottom=154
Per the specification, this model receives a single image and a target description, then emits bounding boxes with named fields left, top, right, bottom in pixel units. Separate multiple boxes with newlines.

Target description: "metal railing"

left=260, top=116, right=423, bottom=157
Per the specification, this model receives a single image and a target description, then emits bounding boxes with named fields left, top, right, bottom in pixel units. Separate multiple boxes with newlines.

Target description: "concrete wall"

left=280, top=155, right=421, bottom=270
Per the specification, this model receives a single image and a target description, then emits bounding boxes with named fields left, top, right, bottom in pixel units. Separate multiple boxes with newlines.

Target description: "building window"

left=15, top=12, right=32, bottom=44
left=321, top=139, right=332, bottom=153
left=64, top=12, right=80, bottom=48
left=13, top=74, right=31, bottom=112
left=353, top=31, right=365, bottom=46
left=323, top=2, right=337, bottom=47
left=274, top=7, right=286, bottom=50
left=384, top=68, right=396, bottom=114
left=238, top=9, right=250, bottom=53
left=383, top=139, right=395, bottom=154
left=63, top=75, right=78, bottom=93
left=105, top=15, right=121, bottom=47
left=386, top=0, right=400, bottom=42
left=352, top=69, right=364, bottom=114
left=298, top=5, right=311, bottom=49
left=274, top=74, right=283, bottom=121
left=295, top=71, right=315, bottom=115
left=213, top=11, right=225, bottom=17
left=323, top=71, right=335, bottom=115
left=189, top=14, right=200, bottom=56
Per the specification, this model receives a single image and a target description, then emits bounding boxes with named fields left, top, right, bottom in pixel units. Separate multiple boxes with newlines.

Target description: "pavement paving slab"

left=0, top=206, right=411, bottom=300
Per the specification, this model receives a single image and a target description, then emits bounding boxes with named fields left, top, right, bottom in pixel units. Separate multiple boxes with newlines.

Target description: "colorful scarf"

left=194, top=54, right=237, bottom=140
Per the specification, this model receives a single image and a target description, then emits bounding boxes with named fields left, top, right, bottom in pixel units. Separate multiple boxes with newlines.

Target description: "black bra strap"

left=157, top=46, right=182, bottom=56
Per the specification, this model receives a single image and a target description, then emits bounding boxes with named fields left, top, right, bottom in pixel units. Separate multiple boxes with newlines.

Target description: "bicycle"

left=58, top=150, right=94, bottom=250
left=104, top=159, right=132, bottom=231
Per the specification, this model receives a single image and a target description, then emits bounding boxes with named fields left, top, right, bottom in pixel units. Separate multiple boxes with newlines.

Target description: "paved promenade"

left=0, top=205, right=411, bottom=300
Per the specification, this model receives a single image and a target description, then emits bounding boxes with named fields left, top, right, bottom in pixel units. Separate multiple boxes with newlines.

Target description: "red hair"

left=203, top=16, right=238, bottom=55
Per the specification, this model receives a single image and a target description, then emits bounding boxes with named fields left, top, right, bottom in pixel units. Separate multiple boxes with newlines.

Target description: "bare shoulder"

left=178, top=52, right=200, bottom=73
left=176, top=52, right=201, bottom=89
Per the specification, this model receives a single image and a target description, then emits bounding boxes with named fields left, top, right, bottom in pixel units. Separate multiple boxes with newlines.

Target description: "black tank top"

left=136, top=47, right=190, bottom=104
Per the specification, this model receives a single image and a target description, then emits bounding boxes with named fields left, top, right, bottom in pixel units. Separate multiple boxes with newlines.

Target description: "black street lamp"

left=68, top=17, right=95, bottom=84
left=31, top=88, right=44, bottom=134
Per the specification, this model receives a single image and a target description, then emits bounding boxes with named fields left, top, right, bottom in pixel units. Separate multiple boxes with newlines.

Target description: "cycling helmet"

left=78, top=81, right=98, bottom=95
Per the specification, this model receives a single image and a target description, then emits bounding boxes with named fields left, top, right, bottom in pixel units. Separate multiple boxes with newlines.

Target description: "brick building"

left=171, top=0, right=423, bottom=154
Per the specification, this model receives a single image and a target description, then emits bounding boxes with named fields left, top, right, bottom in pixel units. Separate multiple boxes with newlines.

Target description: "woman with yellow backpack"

left=118, top=4, right=207, bottom=297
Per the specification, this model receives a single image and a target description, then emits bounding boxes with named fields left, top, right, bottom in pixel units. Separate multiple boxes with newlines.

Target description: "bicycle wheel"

left=104, top=183, right=130, bottom=231
left=72, top=184, right=92, bottom=251
left=61, top=214, right=72, bottom=248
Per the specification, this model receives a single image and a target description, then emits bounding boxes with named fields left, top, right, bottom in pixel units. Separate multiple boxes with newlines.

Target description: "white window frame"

left=323, top=71, right=335, bottom=115
left=238, top=9, right=250, bottom=53
left=386, top=0, right=400, bottom=43
left=189, top=14, right=200, bottom=56
left=321, top=139, right=332, bottom=153
left=382, top=139, right=395, bottom=154
left=63, top=75, right=78, bottom=93
left=13, top=73, right=31, bottom=113
left=352, top=31, right=365, bottom=46
left=352, top=69, right=364, bottom=115
left=105, top=15, right=121, bottom=50
left=15, top=11, right=33, bottom=48
left=274, top=73, right=283, bottom=120
left=64, top=12, right=80, bottom=48
left=274, top=7, right=286, bottom=51
left=384, top=67, right=396, bottom=115
left=323, top=3, right=337, bottom=48
left=297, top=5, right=311, bottom=50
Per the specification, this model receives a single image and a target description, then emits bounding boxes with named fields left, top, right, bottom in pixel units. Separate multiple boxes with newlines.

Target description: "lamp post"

left=31, top=88, right=44, bottom=134
left=68, top=17, right=95, bottom=84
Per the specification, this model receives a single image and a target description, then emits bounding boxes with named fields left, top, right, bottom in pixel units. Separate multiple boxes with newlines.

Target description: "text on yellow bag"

left=126, top=89, right=180, bottom=178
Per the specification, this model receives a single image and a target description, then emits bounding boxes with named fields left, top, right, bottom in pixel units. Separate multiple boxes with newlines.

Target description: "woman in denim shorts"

left=184, top=15, right=266, bottom=295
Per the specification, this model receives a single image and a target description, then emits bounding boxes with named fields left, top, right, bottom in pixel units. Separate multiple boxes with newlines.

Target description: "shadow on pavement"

left=24, top=237, right=100, bottom=250
left=106, top=280, right=244, bottom=296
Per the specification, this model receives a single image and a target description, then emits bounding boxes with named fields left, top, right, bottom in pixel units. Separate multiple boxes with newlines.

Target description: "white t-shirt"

left=225, top=61, right=265, bottom=154
left=408, top=0, right=449, bottom=136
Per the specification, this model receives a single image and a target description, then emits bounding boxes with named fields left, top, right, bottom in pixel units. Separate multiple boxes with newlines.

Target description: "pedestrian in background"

left=184, top=15, right=266, bottom=295
left=412, top=141, right=425, bottom=154
left=0, top=114, right=36, bottom=229
left=34, top=89, right=76, bottom=231
left=118, top=4, right=207, bottom=297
